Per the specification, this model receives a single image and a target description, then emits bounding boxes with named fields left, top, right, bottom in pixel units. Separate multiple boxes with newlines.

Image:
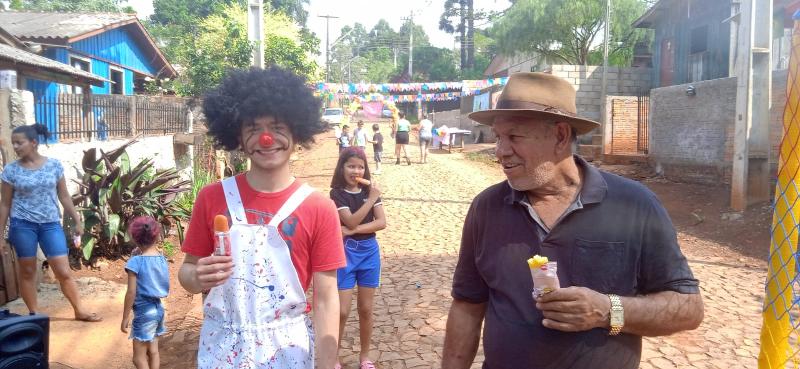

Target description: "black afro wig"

left=202, top=66, right=326, bottom=150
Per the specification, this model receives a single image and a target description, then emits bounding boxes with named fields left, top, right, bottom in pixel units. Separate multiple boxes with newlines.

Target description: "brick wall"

left=609, top=97, right=640, bottom=154
left=649, top=72, right=787, bottom=184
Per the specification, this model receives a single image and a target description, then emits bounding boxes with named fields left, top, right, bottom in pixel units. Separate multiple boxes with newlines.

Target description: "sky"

left=123, top=0, right=512, bottom=64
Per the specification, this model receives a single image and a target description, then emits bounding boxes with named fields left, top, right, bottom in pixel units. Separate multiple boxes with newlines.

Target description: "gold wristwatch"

left=607, top=294, right=624, bottom=336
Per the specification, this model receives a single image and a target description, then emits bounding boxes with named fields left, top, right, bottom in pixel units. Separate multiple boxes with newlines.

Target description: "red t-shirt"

left=181, top=175, right=345, bottom=291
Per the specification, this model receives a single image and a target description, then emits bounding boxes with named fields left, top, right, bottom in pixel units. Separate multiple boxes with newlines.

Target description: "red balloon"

left=259, top=133, right=274, bottom=147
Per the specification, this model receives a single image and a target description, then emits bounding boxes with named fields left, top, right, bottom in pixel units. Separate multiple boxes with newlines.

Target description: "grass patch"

left=465, top=149, right=498, bottom=165
left=162, top=240, right=176, bottom=259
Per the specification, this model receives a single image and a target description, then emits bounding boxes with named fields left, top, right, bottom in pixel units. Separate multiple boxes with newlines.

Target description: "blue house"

left=0, top=11, right=177, bottom=141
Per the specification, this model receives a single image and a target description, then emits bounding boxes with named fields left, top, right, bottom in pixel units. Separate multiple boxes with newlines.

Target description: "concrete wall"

left=549, top=65, right=652, bottom=124
left=649, top=70, right=787, bottom=184
left=39, top=136, right=183, bottom=194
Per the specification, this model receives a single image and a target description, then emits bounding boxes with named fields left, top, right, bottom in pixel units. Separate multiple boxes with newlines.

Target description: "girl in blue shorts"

left=121, top=216, right=169, bottom=369
left=329, top=147, right=387, bottom=369
left=0, top=124, right=100, bottom=322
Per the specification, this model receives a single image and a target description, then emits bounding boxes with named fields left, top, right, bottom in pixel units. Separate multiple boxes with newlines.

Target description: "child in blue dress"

left=121, top=216, right=169, bottom=369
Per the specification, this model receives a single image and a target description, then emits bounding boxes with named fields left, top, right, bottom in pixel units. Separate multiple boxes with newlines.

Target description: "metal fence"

left=637, top=91, right=650, bottom=154
left=34, top=93, right=188, bottom=142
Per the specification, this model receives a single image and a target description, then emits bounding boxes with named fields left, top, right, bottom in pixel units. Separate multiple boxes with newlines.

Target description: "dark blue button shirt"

left=452, top=156, right=699, bottom=369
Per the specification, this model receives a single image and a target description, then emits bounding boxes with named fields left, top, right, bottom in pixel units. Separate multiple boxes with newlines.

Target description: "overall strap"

left=268, top=183, right=314, bottom=228
left=221, top=176, right=248, bottom=225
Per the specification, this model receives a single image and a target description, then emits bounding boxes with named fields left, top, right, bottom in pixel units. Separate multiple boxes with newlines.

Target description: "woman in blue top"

left=121, top=216, right=169, bottom=369
left=0, top=124, right=100, bottom=321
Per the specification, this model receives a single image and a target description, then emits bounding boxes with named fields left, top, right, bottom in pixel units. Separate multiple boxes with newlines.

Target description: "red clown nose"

left=259, top=133, right=274, bottom=147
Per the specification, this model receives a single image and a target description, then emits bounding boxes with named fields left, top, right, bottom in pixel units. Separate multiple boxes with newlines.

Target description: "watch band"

left=607, top=294, right=624, bottom=336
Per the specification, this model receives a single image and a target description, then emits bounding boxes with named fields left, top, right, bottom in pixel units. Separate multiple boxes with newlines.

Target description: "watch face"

left=610, top=312, right=624, bottom=327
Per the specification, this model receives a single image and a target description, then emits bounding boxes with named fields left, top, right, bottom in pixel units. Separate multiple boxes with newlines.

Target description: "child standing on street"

left=179, top=66, right=345, bottom=369
left=352, top=120, right=368, bottom=151
left=368, top=124, right=383, bottom=174
left=339, top=125, right=352, bottom=152
left=329, top=147, right=386, bottom=369
left=121, top=216, right=169, bottom=369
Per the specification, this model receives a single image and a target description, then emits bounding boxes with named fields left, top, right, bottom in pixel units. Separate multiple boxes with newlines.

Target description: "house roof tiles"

left=0, top=42, right=105, bottom=86
left=0, top=12, right=136, bottom=42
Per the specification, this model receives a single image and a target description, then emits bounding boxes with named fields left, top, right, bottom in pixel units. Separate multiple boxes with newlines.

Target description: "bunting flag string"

left=341, top=92, right=462, bottom=102
left=315, top=77, right=508, bottom=96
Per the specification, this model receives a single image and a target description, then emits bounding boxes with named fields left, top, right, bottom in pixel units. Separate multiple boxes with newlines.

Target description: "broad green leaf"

left=105, top=214, right=121, bottom=239
left=120, top=152, right=131, bottom=175
left=82, top=238, right=96, bottom=260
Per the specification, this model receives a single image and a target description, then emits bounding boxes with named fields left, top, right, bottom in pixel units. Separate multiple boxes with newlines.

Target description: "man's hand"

left=194, top=255, right=234, bottom=290
left=535, top=286, right=611, bottom=332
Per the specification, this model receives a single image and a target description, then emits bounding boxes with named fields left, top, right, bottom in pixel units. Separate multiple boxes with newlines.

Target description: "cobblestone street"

left=160, top=126, right=769, bottom=369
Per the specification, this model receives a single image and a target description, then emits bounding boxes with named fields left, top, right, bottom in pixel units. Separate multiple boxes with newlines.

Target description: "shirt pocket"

left=570, top=239, right=632, bottom=294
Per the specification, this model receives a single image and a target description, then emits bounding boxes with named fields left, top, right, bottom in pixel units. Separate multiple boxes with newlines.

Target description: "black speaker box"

left=0, top=310, right=48, bottom=369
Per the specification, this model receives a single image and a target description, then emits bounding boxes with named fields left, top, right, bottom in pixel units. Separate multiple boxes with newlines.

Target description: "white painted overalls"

left=198, top=177, right=315, bottom=369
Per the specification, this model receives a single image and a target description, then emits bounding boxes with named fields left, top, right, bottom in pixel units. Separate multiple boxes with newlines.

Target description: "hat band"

left=496, top=100, right=576, bottom=117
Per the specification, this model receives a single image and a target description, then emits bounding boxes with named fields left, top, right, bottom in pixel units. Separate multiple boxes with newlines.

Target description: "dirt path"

left=3, top=121, right=773, bottom=368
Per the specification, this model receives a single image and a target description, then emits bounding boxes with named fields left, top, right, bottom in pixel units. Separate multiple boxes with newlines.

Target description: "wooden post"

left=82, top=87, right=92, bottom=142
left=128, top=95, right=137, bottom=136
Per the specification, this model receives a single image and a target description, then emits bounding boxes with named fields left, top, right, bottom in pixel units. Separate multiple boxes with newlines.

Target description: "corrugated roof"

left=0, top=12, right=135, bottom=42
left=0, top=43, right=105, bottom=86
left=0, top=11, right=176, bottom=78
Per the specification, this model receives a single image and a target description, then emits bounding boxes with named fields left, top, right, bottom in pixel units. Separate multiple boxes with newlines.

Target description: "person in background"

left=391, top=112, right=411, bottom=165
left=417, top=114, right=434, bottom=164
left=329, top=147, right=386, bottom=369
left=368, top=124, right=384, bottom=174
left=339, top=125, right=352, bottom=152
left=121, top=216, right=169, bottom=369
left=0, top=124, right=101, bottom=322
left=352, top=120, right=368, bottom=151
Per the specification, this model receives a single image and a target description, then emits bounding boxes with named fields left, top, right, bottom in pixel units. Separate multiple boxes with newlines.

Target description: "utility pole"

left=247, top=0, right=264, bottom=68
left=731, top=0, right=773, bottom=210
left=600, top=0, right=612, bottom=155
left=466, top=0, right=474, bottom=69
left=318, top=14, right=339, bottom=83
left=407, top=12, right=414, bottom=81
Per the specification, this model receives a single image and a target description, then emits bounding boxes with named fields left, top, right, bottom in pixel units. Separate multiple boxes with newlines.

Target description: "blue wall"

left=71, top=28, right=158, bottom=76
left=25, top=27, right=161, bottom=141
left=38, top=27, right=161, bottom=96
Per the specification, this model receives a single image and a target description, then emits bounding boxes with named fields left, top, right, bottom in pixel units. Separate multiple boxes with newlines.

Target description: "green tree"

left=492, top=0, right=650, bottom=66
left=268, top=0, right=309, bottom=25
left=148, top=0, right=319, bottom=95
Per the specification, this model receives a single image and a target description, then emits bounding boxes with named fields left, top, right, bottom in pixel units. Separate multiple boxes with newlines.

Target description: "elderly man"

left=442, top=72, right=704, bottom=369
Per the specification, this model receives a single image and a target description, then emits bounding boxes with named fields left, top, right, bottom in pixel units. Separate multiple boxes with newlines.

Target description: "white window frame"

left=68, top=54, right=92, bottom=94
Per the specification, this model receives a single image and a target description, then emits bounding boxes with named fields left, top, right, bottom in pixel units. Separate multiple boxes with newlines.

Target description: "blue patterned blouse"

left=1, top=158, right=64, bottom=224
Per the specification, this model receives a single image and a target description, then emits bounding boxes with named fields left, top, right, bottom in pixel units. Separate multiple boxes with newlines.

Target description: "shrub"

left=69, top=139, right=191, bottom=260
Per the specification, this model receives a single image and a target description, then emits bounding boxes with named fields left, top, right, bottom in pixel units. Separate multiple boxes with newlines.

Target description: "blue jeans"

left=8, top=218, right=68, bottom=258
left=131, top=299, right=166, bottom=342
